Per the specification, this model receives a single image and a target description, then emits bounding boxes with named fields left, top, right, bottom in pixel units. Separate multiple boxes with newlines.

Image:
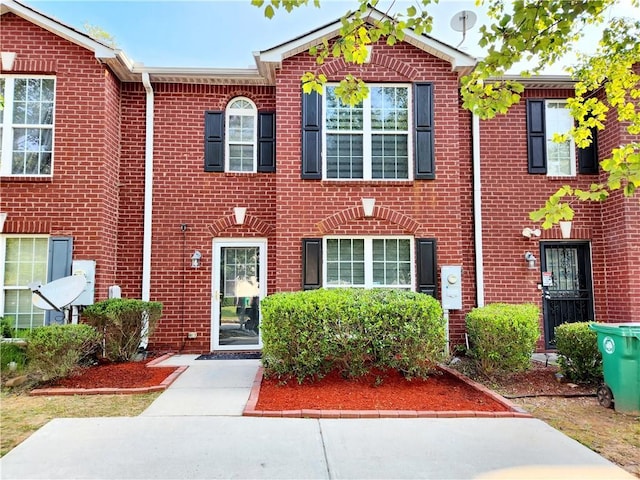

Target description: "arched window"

left=225, top=97, right=257, bottom=172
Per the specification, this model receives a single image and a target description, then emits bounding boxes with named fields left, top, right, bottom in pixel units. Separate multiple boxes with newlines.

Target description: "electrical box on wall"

left=71, top=260, right=96, bottom=306
left=441, top=266, right=462, bottom=310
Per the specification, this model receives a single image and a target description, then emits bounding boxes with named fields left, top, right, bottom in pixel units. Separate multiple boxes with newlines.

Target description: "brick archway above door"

left=316, top=205, right=421, bottom=235
left=207, top=214, right=272, bottom=237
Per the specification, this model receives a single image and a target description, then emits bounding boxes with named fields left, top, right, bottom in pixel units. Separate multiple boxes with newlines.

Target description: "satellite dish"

left=450, top=10, right=477, bottom=48
left=30, top=274, right=87, bottom=311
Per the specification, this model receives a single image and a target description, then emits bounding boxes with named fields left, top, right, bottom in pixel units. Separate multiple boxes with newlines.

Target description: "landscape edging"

left=243, top=365, right=533, bottom=419
left=29, top=353, right=186, bottom=396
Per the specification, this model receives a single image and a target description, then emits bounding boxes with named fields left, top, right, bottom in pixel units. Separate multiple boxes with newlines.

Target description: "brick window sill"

left=1, top=176, right=53, bottom=183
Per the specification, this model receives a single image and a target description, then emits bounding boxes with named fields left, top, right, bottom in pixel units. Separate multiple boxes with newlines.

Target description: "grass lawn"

left=0, top=391, right=161, bottom=457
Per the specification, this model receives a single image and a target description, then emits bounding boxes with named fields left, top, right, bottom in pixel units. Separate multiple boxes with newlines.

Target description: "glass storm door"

left=541, top=242, right=594, bottom=349
left=212, top=240, right=266, bottom=351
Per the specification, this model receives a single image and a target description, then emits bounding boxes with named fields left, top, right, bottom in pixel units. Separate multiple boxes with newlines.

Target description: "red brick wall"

left=119, top=83, right=277, bottom=352
left=0, top=13, right=121, bottom=297
left=272, top=42, right=473, bottom=345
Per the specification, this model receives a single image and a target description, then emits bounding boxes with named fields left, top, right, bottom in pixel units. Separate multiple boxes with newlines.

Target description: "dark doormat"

left=196, top=352, right=262, bottom=360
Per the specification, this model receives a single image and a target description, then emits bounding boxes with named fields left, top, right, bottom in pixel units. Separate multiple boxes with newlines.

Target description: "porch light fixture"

left=522, top=227, right=541, bottom=239
left=1, top=52, right=16, bottom=71
left=234, top=207, right=247, bottom=225
left=191, top=251, right=202, bottom=269
left=524, top=251, right=537, bottom=270
left=362, top=198, right=376, bottom=217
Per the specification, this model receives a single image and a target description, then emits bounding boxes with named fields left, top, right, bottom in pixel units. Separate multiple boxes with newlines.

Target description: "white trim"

left=141, top=73, right=154, bottom=301
left=322, top=83, right=413, bottom=181
left=211, top=238, right=267, bottom=351
left=0, top=75, right=56, bottom=177
left=224, top=96, right=258, bottom=173
left=322, top=235, right=415, bottom=290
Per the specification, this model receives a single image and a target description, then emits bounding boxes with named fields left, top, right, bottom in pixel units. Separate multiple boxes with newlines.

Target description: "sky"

left=23, top=0, right=640, bottom=72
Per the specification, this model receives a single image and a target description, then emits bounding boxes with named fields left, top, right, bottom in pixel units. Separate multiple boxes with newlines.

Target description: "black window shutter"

left=578, top=127, right=599, bottom=174
left=301, top=91, right=322, bottom=179
left=257, top=111, right=276, bottom=173
left=302, top=238, right=322, bottom=290
left=526, top=100, right=547, bottom=174
left=46, top=237, right=73, bottom=325
left=414, top=83, right=435, bottom=180
left=204, top=111, right=224, bottom=172
left=416, top=238, right=437, bottom=297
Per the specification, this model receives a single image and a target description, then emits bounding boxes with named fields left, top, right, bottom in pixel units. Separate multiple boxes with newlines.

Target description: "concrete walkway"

left=0, top=355, right=633, bottom=479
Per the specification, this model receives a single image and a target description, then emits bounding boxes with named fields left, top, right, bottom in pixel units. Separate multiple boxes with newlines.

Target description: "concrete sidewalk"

left=0, top=355, right=632, bottom=479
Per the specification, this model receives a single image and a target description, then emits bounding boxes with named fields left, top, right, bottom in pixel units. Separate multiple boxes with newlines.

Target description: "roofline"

left=257, top=7, right=477, bottom=75
left=489, top=74, right=576, bottom=89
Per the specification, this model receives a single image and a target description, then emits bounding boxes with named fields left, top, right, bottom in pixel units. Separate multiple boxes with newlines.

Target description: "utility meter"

left=441, top=266, right=462, bottom=310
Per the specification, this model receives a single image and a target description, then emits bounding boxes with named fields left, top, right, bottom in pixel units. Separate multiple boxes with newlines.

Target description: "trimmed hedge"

left=82, top=298, right=162, bottom=362
left=260, top=288, right=445, bottom=382
left=26, top=324, right=101, bottom=381
left=466, top=303, right=540, bottom=376
left=555, top=322, right=602, bottom=384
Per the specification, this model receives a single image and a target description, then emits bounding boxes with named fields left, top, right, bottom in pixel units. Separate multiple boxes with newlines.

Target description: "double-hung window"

left=324, top=85, right=411, bottom=180
left=545, top=101, right=575, bottom=176
left=1, top=236, right=49, bottom=335
left=225, top=97, right=257, bottom=173
left=324, top=237, right=413, bottom=289
left=527, top=98, right=598, bottom=176
left=0, top=76, right=55, bottom=176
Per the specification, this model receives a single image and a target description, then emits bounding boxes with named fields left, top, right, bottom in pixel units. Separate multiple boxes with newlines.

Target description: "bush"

left=0, top=342, right=27, bottom=375
left=466, top=303, right=540, bottom=376
left=260, top=288, right=445, bottom=382
left=82, top=298, right=162, bottom=362
left=26, top=324, right=101, bottom=381
left=555, top=322, right=602, bottom=385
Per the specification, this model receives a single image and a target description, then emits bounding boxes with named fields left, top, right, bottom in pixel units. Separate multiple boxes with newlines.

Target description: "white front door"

left=211, top=239, right=266, bottom=351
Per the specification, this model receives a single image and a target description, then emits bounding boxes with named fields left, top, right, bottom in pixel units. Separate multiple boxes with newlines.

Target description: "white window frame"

left=545, top=100, right=576, bottom=177
left=322, top=83, right=413, bottom=181
left=224, top=96, right=257, bottom=173
left=323, top=236, right=415, bottom=289
left=0, top=235, right=50, bottom=334
left=0, top=75, right=56, bottom=177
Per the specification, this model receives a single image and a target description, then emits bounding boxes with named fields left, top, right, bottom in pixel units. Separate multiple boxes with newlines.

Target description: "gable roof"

left=255, top=7, right=478, bottom=83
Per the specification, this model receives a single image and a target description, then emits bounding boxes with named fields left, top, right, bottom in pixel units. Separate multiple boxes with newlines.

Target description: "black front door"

left=541, top=242, right=594, bottom=349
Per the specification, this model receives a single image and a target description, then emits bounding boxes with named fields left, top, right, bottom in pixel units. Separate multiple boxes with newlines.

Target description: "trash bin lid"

left=590, top=322, right=640, bottom=338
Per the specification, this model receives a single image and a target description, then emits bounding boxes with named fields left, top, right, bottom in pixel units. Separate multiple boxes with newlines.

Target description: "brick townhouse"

left=1, top=0, right=638, bottom=354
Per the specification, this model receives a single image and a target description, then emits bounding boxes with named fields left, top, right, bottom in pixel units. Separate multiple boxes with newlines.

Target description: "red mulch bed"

left=255, top=367, right=511, bottom=412
left=48, top=358, right=178, bottom=389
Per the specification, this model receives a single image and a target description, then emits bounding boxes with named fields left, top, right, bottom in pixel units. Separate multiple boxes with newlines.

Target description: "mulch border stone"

left=29, top=353, right=187, bottom=396
left=243, top=364, right=533, bottom=419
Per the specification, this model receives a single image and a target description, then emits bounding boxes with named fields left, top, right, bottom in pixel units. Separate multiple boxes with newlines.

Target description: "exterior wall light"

left=522, top=227, right=541, bottom=239
left=191, top=251, right=202, bottom=269
left=524, top=251, right=537, bottom=270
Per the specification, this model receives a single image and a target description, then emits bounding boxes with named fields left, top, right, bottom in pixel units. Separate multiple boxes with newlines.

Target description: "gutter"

left=472, top=113, right=485, bottom=307
left=141, top=72, right=154, bottom=302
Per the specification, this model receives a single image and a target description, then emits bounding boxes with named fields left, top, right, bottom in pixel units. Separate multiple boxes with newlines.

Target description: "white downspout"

left=473, top=113, right=485, bottom=307
left=141, top=73, right=154, bottom=303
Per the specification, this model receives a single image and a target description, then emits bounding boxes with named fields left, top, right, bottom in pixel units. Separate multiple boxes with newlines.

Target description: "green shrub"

left=82, top=298, right=163, bottom=362
left=555, top=322, right=602, bottom=384
left=260, top=288, right=445, bottom=383
left=26, top=324, right=101, bottom=381
left=0, top=342, right=27, bottom=375
left=466, top=303, right=540, bottom=376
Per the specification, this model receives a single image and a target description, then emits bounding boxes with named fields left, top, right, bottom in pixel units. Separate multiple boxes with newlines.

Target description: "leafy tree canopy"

left=252, top=0, right=640, bottom=226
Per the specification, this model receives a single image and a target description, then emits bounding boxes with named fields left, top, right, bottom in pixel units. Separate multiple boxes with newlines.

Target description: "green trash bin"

left=589, top=322, right=640, bottom=415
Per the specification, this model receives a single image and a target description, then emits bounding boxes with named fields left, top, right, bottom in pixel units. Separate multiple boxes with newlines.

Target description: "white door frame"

left=211, top=238, right=267, bottom=351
